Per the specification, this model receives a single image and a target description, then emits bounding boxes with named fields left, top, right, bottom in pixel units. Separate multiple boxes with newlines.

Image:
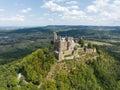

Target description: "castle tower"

left=53, top=32, right=75, bottom=61
left=53, top=32, right=57, bottom=43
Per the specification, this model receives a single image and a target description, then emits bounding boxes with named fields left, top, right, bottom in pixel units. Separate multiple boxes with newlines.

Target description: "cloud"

left=0, top=9, right=5, bottom=12
left=66, top=1, right=78, bottom=5
left=41, top=1, right=68, bottom=13
left=46, top=0, right=65, bottom=3
left=42, top=1, right=85, bottom=18
left=87, top=5, right=98, bottom=13
left=68, top=6, right=79, bottom=10
left=93, top=0, right=110, bottom=7
left=113, top=0, right=120, bottom=5
left=48, top=18, right=54, bottom=21
left=68, top=10, right=85, bottom=16
left=85, top=0, right=120, bottom=25
left=87, top=0, right=110, bottom=13
left=0, top=14, right=25, bottom=21
left=21, top=8, right=32, bottom=13
left=41, top=0, right=120, bottom=26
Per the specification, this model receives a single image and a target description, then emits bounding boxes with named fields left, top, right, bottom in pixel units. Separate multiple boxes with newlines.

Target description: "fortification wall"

left=85, top=48, right=96, bottom=53
left=58, top=52, right=64, bottom=61
left=59, top=41, right=67, bottom=51
left=63, top=50, right=73, bottom=56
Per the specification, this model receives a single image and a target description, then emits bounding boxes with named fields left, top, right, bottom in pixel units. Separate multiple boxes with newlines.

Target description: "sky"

left=0, top=0, right=120, bottom=26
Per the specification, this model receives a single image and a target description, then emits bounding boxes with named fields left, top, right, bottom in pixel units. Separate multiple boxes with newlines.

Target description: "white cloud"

left=87, top=0, right=110, bottom=13
left=113, top=0, right=120, bottom=5
left=68, top=6, right=79, bottom=10
left=48, top=18, right=54, bottom=21
left=0, top=9, right=4, bottom=12
left=68, top=10, right=85, bottom=16
left=93, top=0, right=110, bottom=7
left=43, top=13, right=50, bottom=16
left=42, top=1, right=85, bottom=19
left=85, top=0, right=120, bottom=25
left=42, top=1, right=68, bottom=13
left=87, top=5, right=98, bottom=13
left=41, top=0, right=120, bottom=25
left=48, top=0, right=65, bottom=2
left=21, top=8, right=32, bottom=13
left=66, top=1, right=78, bottom=5
left=54, top=0, right=64, bottom=2
left=0, top=14, right=25, bottom=21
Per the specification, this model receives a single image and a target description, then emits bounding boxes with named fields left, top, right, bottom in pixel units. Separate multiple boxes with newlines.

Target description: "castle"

left=53, top=32, right=75, bottom=60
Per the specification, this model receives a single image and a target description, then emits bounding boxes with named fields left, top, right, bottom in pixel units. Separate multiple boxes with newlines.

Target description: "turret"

left=53, top=32, right=57, bottom=43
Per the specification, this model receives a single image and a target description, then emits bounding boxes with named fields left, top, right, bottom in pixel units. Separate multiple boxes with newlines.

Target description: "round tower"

left=53, top=32, right=57, bottom=43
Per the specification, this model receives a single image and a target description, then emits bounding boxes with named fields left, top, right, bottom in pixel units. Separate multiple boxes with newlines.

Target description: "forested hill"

left=0, top=26, right=119, bottom=90
left=8, top=27, right=52, bottom=34
left=0, top=47, right=120, bottom=90
left=45, top=25, right=120, bottom=31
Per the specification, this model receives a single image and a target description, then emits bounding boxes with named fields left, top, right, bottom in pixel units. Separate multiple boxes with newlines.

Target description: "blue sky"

left=0, top=0, right=120, bottom=26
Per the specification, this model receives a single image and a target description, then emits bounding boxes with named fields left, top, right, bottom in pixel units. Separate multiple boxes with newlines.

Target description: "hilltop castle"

left=53, top=32, right=75, bottom=60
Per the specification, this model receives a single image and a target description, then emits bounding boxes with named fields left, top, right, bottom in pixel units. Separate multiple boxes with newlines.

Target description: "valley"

left=0, top=26, right=119, bottom=64
left=0, top=26, right=120, bottom=90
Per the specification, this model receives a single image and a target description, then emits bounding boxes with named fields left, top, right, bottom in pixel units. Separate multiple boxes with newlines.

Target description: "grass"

left=86, top=40, right=112, bottom=46
left=64, top=54, right=73, bottom=57
left=107, top=40, right=120, bottom=43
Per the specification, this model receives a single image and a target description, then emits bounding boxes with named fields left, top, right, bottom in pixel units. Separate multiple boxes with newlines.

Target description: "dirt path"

left=38, top=62, right=57, bottom=88
left=38, top=53, right=98, bottom=89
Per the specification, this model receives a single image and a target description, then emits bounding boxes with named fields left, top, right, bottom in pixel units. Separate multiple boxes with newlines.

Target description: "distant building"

left=53, top=32, right=75, bottom=60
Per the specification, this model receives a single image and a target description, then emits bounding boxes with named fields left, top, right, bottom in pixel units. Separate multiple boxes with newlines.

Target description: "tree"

left=41, top=79, right=57, bottom=90
left=88, top=43, right=93, bottom=48
left=51, top=40, right=54, bottom=45
left=84, top=46, right=87, bottom=52
left=7, top=76, right=18, bottom=88
left=78, top=38, right=85, bottom=47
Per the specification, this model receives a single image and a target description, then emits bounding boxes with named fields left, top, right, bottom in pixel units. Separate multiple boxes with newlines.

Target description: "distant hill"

left=0, top=25, right=120, bottom=32
left=0, top=25, right=119, bottom=64
left=45, top=25, right=120, bottom=31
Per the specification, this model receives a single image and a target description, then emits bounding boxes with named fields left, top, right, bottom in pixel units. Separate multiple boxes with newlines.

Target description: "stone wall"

left=53, top=32, right=75, bottom=60
left=59, top=41, right=67, bottom=51
left=85, top=48, right=96, bottom=53
left=58, top=52, right=64, bottom=61
left=63, top=50, right=73, bottom=56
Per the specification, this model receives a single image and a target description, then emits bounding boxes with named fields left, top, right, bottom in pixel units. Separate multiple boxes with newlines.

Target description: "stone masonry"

left=53, top=32, right=75, bottom=61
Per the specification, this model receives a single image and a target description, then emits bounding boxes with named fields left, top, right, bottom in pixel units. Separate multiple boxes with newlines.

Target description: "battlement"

left=53, top=32, right=75, bottom=60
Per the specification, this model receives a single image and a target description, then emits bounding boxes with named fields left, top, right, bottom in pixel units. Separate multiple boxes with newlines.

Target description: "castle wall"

left=53, top=32, right=75, bottom=60
left=58, top=52, right=64, bottom=61
left=59, top=41, right=67, bottom=51
left=63, top=50, right=73, bottom=56
left=85, top=48, right=96, bottom=53
left=66, top=37, right=73, bottom=42
left=54, top=42, right=59, bottom=51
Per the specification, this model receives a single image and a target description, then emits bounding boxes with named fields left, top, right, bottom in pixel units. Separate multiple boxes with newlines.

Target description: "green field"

left=86, top=40, right=112, bottom=46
